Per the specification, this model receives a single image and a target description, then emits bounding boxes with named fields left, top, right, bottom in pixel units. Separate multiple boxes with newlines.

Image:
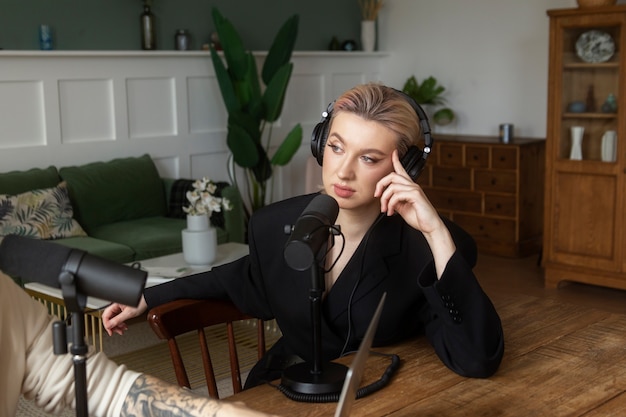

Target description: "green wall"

left=0, top=1, right=363, bottom=51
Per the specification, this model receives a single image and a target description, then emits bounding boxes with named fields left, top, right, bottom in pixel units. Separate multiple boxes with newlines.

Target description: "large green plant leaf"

left=230, top=52, right=257, bottom=111
left=211, top=8, right=247, bottom=81
left=263, top=63, right=293, bottom=122
left=210, top=47, right=240, bottom=113
left=262, top=14, right=299, bottom=86
left=251, top=145, right=272, bottom=183
left=271, top=124, right=303, bottom=166
left=227, top=124, right=259, bottom=168
left=229, top=111, right=262, bottom=153
left=242, top=53, right=263, bottom=119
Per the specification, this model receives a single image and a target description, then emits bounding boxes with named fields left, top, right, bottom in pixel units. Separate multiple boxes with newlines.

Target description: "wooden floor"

left=475, top=252, right=626, bottom=315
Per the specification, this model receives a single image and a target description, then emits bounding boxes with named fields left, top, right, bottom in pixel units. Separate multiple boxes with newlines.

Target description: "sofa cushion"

left=166, top=178, right=195, bottom=218
left=59, top=154, right=166, bottom=233
left=0, top=181, right=87, bottom=241
left=90, top=216, right=229, bottom=261
left=90, top=216, right=186, bottom=261
left=52, top=236, right=136, bottom=264
left=0, top=166, right=60, bottom=195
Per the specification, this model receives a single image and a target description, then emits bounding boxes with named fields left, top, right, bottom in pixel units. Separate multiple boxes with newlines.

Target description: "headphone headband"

left=310, top=88, right=433, bottom=182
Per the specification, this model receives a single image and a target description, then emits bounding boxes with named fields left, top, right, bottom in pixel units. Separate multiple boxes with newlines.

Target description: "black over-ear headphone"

left=310, top=89, right=433, bottom=182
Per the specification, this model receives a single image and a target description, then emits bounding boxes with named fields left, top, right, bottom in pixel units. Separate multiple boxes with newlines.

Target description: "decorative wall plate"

left=575, top=30, right=615, bottom=63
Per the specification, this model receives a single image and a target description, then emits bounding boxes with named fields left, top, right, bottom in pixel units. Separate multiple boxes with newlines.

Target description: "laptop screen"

left=334, top=292, right=386, bottom=417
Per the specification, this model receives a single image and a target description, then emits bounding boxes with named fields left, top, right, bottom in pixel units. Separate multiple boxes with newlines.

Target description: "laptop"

left=334, top=292, right=386, bottom=417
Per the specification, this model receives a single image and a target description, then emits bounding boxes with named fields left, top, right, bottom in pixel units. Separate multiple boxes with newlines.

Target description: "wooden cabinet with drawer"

left=417, top=134, right=545, bottom=257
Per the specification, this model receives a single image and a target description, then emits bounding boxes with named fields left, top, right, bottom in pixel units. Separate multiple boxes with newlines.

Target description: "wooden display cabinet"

left=417, top=134, right=545, bottom=258
left=543, top=6, right=626, bottom=290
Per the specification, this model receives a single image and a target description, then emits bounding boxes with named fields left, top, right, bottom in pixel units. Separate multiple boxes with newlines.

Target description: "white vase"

left=361, top=20, right=376, bottom=52
left=601, top=130, right=617, bottom=162
left=182, top=214, right=217, bottom=268
left=569, top=126, right=584, bottom=160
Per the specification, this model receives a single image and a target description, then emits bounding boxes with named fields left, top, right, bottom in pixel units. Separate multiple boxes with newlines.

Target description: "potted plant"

left=402, top=75, right=455, bottom=126
left=209, top=8, right=302, bottom=218
left=181, top=177, right=233, bottom=267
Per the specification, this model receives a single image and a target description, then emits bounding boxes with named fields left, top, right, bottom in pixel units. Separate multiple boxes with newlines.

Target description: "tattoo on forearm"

left=121, top=374, right=222, bottom=417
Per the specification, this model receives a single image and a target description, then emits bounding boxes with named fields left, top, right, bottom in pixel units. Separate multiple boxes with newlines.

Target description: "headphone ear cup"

left=400, top=145, right=425, bottom=182
left=311, top=102, right=334, bottom=166
left=310, top=118, right=330, bottom=166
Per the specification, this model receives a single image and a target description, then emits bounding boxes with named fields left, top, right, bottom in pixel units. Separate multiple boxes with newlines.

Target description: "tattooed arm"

left=2, top=271, right=279, bottom=417
left=122, top=374, right=281, bottom=417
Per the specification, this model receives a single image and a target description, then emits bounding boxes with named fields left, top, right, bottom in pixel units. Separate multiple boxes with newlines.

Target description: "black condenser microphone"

left=0, top=235, right=146, bottom=306
left=284, top=194, right=339, bottom=271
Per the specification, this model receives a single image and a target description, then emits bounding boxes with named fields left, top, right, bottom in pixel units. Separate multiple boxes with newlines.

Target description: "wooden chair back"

left=147, top=298, right=265, bottom=398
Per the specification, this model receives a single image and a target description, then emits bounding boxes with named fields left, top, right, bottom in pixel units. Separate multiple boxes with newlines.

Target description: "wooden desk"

left=227, top=294, right=626, bottom=416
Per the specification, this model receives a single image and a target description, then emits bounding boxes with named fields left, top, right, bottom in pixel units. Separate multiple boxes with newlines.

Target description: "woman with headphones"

left=103, top=83, right=504, bottom=391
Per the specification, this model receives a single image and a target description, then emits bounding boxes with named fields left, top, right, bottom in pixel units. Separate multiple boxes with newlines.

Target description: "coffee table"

left=24, top=242, right=249, bottom=351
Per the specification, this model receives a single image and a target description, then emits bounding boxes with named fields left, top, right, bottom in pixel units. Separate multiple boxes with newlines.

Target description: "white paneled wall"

left=0, top=50, right=387, bottom=201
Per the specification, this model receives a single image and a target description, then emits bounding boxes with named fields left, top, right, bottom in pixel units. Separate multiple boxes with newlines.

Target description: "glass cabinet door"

left=557, top=18, right=620, bottom=162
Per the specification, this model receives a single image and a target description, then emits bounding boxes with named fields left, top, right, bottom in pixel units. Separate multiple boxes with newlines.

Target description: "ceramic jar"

left=182, top=214, right=217, bottom=267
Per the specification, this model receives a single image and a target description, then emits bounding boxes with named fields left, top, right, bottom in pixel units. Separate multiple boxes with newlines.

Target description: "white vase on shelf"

left=601, top=130, right=617, bottom=163
left=569, top=126, right=584, bottom=160
left=361, top=20, right=376, bottom=52
left=182, top=214, right=217, bottom=268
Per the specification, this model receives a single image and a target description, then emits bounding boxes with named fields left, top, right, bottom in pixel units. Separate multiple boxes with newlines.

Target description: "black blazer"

left=145, top=193, right=504, bottom=386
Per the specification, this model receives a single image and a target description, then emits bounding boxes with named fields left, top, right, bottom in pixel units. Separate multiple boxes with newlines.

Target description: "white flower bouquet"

left=183, top=177, right=232, bottom=217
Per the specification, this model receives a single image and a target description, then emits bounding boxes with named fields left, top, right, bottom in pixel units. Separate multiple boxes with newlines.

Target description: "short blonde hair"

left=330, top=83, right=422, bottom=157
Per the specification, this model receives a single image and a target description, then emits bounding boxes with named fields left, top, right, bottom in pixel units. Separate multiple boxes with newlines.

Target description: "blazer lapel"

left=326, top=215, right=403, bottom=321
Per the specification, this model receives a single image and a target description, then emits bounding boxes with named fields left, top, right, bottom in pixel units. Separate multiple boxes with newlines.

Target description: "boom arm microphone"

left=0, top=234, right=146, bottom=307
left=284, top=194, right=339, bottom=271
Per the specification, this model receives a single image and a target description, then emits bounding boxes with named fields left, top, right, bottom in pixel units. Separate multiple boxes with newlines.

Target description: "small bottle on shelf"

left=140, top=3, right=156, bottom=50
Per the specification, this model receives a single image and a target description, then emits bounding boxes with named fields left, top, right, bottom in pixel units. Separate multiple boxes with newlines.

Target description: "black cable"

left=323, top=225, right=345, bottom=273
left=340, top=213, right=386, bottom=357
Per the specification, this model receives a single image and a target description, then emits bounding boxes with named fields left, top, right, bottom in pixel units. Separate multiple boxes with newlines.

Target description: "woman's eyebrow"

left=328, top=134, right=388, bottom=156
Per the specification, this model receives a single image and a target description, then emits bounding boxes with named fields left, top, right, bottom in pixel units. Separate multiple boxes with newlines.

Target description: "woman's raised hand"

left=375, top=150, right=456, bottom=277
left=375, top=150, right=441, bottom=233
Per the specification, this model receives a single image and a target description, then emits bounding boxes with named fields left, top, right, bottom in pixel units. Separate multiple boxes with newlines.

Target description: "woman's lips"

left=334, top=184, right=355, bottom=198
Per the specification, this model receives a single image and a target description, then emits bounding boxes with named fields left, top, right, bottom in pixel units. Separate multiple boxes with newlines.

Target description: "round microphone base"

left=280, top=361, right=348, bottom=394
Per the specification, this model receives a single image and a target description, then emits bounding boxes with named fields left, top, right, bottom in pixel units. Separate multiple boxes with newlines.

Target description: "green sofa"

left=0, top=154, right=244, bottom=264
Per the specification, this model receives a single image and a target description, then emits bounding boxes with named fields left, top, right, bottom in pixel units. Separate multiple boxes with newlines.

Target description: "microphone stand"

left=281, top=256, right=348, bottom=394
left=53, top=253, right=90, bottom=417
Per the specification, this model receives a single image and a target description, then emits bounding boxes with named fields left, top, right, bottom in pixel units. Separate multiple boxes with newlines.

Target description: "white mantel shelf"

left=0, top=50, right=389, bottom=58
